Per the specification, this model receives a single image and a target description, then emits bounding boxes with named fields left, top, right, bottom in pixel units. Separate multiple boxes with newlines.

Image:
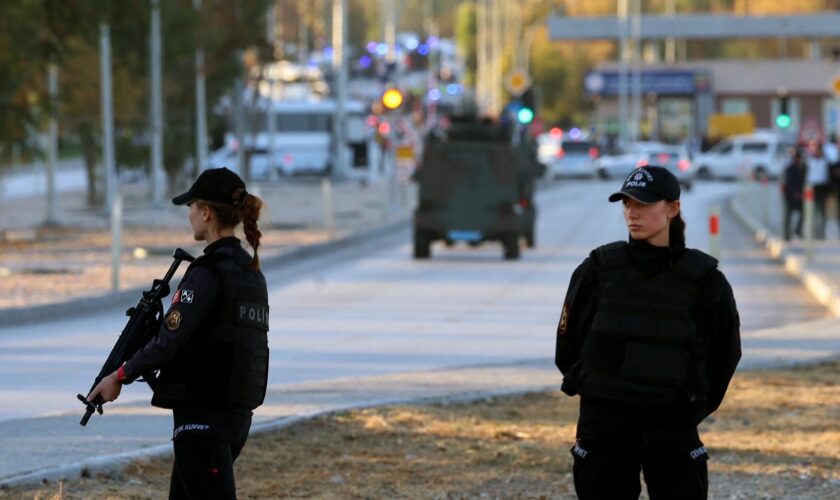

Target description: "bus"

left=210, top=98, right=379, bottom=180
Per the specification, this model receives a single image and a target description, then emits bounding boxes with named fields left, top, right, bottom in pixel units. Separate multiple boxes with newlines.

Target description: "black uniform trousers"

left=570, top=432, right=708, bottom=500
left=169, top=408, right=252, bottom=500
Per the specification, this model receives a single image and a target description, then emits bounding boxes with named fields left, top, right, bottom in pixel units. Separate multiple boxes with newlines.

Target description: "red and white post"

left=709, top=205, right=721, bottom=260
left=804, top=184, right=814, bottom=263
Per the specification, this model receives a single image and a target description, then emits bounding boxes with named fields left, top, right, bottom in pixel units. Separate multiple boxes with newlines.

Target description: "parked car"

left=693, top=132, right=793, bottom=180
left=595, top=141, right=666, bottom=180
left=207, top=146, right=272, bottom=180
left=538, top=129, right=599, bottom=178
left=636, top=145, right=696, bottom=191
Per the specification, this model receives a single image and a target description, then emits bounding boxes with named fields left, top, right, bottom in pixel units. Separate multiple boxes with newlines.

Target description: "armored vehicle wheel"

left=524, top=230, right=535, bottom=248
left=502, top=233, right=520, bottom=260
left=413, top=228, right=432, bottom=259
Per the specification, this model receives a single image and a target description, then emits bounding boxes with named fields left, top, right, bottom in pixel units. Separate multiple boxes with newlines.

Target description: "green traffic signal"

left=775, top=114, right=792, bottom=129
left=517, top=107, right=534, bottom=124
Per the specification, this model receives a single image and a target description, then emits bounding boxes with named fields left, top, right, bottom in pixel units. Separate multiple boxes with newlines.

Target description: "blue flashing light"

left=569, top=128, right=582, bottom=140
left=427, top=36, right=440, bottom=48
left=324, top=47, right=333, bottom=58
left=446, top=83, right=461, bottom=95
left=376, top=43, right=389, bottom=56
left=359, top=55, right=372, bottom=68
left=405, top=38, right=419, bottom=50
left=366, top=41, right=378, bottom=53
left=428, top=89, right=442, bottom=101
left=417, top=44, right=430, bottom=56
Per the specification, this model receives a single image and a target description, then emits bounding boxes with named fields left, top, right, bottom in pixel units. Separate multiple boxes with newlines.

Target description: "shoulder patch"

left=559, top=304, right=570, bottom=336
left=171, top=289, right=194, bottom=305
left=165, top=309, right=183, bottom=331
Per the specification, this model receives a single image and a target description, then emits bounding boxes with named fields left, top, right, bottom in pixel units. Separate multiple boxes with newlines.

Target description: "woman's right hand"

left=86, top=370, right=123, bottom=404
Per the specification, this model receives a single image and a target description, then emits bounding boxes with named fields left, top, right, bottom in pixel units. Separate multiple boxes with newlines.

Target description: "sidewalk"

left=731, top=181, right=840, bottom=316
left=0, top=178, right=415, bottom=317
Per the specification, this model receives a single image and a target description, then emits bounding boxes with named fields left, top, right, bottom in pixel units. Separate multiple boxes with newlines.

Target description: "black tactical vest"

left=152, top=252, right=270, bottom=411
left=578, top=241, right=717, bottom=405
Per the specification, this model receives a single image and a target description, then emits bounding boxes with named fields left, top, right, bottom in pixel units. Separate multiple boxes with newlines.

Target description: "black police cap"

left=172, top=167, right=246, bottom=206
left=608, top=166, right=681, bottom=204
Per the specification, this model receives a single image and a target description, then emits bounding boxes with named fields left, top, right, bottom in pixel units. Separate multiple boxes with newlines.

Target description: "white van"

left=694, top=131, right=793, bottom=180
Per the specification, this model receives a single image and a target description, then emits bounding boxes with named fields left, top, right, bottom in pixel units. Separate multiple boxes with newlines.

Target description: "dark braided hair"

left=197, top=188, right=264, bottom=270
left=669, top=211, right=686, bottom=249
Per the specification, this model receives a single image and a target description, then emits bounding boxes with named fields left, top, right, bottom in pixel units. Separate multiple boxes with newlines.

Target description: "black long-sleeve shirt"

left=555, top=238, right=741, bottom=444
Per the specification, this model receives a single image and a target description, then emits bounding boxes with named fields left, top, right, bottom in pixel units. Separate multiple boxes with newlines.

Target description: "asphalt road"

left=0, top=179, right=826, bottom=422
left=0, top=179, right=832, bottom=483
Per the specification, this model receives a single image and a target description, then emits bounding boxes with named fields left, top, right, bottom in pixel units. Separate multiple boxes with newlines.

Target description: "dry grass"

left=3, top=361, right=838, bottom=499
left=0, top=226, right=332, bottom=309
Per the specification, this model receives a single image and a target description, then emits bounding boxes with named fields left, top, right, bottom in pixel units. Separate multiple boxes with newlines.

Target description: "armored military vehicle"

left=412, top=119, right=544, bottom=260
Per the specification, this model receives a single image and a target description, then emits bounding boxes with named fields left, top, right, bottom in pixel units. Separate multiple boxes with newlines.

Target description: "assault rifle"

left=77, top=248, right=195, bottom=426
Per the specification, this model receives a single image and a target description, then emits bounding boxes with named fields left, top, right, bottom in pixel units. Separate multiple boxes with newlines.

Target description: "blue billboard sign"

left=585, top=70, right=706, bottom=96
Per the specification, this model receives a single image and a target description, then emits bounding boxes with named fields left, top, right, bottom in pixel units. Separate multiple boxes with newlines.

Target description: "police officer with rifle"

left=84, top=167, right=269, bottom=499
left=555, top=167, right=741, bottom=499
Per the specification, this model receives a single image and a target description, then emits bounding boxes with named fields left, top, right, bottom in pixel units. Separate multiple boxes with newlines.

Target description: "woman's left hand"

left=86, top=370, right=122, bottom=404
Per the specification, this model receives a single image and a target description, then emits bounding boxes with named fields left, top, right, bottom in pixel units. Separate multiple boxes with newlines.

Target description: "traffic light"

left=381, top=88, right=404, bottom=111
left=516, top=107, right=534, bottom=124
left=776, top=95, right=791, bottom=129
left=515, top=86, right=536, bottom=124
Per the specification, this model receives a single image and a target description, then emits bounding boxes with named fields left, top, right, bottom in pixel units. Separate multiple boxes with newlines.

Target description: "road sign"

left=832, top=75, right=840, bottom=96
left=504, top=69, right=531, bottom=97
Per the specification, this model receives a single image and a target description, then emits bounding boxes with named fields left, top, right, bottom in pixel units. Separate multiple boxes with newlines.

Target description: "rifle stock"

left=78, top=248, right=195, bottom=426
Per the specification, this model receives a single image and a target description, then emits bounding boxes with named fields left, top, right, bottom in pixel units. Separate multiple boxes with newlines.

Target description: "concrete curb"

left=729, top=197, right=840, bottom=317
left=0, top=380, right=559, bottom=489
left=0, top=216, right=411, bottom=328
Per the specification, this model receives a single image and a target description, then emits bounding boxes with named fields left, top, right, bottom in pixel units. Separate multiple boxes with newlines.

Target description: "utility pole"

left=383, top=0, right=397, bottom=66
left=665, top=0, right=676, bottom=64
left=491, top=0, right=502, bottom=116
left=332, top=0, right=348, bottom=178
left=617, top=0, right=629, bottom=145
left=100, top=23, right=117, bottom=215
left=45, top=62, right=59, bottom=225
left=150, top=0, right=165, bottom=206
left=629, top=0, right=642, bottom=142
left=194, top=0, right=208, bottom=175
left=476, top=0, right=488, bottom=113
left=298, top=0, right=309, bottom=64
left=266, top=66, right=279, bottom=182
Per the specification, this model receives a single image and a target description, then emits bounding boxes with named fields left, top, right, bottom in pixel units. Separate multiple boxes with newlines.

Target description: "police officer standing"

left=87, top=167, right=270, bottom=499
left=555, top=166, right=741, bottom=499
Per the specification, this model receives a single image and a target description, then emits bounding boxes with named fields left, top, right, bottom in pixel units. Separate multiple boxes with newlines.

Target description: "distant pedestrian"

left=782, top=149, right=808, bottom=241
left=826, top=134, right=840, bottom=234
left=806, top=140, right=830, bottom=239
left=87, top=167, right=269, bottom=499
left=555, top=166, right=741, bottom=500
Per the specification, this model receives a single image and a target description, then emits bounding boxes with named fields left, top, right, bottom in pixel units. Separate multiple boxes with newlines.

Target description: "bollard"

left=110, top=192, right=123, bottom=291
left=804, top=185, right=814, bottom=263
left=760, top=176, right=770, bottom=227
left=321, top=178, right=336, bottom=241
left=708, top=205, right=721, bottom=260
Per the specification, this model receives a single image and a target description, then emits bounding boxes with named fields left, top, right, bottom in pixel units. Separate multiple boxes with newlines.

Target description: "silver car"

left=636, top=145, right=696, bottom=191
left=596, top=142, right=695, bottom=190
